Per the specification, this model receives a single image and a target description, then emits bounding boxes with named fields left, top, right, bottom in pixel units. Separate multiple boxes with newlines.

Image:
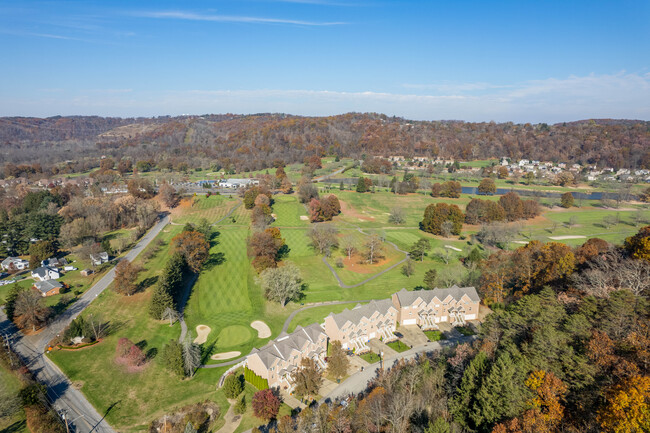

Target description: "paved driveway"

left=397, top=325, right=429, bottom=347
left=367, top=339, right=398, bottom=358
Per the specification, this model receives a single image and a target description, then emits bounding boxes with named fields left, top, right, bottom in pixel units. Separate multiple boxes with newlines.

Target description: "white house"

left=31, top=266, right=61, bottom=282
left=1, top=257, right=29, bottom=271
left=90, top=252, right=110, bottom=266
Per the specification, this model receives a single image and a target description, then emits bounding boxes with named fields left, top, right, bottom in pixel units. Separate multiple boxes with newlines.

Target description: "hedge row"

left=244, top=366, right=268, bottom=390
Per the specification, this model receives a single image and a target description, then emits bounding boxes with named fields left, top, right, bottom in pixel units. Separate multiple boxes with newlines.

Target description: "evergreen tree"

left=356, top=177, right=367, bottom=193
left=452, top=351, right=488, bottom=429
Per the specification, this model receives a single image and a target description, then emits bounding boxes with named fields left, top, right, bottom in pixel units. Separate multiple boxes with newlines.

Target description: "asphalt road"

left=0, top=215, right=170, bottom=433
left=323, top=335, right=475, bottom=401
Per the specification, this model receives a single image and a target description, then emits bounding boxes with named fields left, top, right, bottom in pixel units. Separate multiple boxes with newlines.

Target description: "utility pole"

left=63, top=411, right=70, bottom=433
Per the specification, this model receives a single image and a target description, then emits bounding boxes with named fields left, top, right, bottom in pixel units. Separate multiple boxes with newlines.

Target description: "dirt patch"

left=342, top=254, right=392, bottom=274
left=210, top=351, right=241, bottom=360
left=251, top=321, right=271, bottom=338
left=194, top=325, right=211, bottom=344
left=339, top=199, right=375, bottom=221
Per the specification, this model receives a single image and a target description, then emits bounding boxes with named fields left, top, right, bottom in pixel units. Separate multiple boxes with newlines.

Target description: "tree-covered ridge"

left=0, top=114, right=648, bottom=173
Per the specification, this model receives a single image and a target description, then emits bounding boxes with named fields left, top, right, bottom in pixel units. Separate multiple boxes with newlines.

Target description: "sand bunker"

left=194, top=325, right=211, bottom=344
left=210, top=351, right=241, bottom=361
left=548, top=235, right=586, bottom=240
left=300, top=215, right=309, bottom=220
left=513, top=241, right=529, bottom=244
left=251, top=321, right=271, bottom=338
left=445, top=245, right=462, bottom=252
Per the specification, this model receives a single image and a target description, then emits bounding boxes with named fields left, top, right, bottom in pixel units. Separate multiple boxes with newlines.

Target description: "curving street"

left=0, top=215, right=170, bottom=433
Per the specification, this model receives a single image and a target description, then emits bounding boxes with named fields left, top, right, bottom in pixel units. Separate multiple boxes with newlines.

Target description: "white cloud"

left=134, top=10, right=346, bottom=26
left=2, top=72, right=649, bottom=123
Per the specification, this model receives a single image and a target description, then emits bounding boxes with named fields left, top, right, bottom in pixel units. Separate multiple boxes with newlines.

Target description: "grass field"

left=0, top=364, right=28, bottom=433
left=359, top=351, right=380, bottom=363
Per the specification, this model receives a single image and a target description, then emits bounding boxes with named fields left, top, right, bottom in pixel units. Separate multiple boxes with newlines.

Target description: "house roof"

left=2, top=257, right=27, bottom=266
left=394, top=285, right=480, bottom=306
left=32, top=266, right=58, bottom=278
left=33, top=280, right=62, bottom=294
left=248, top=323, right=326, bottom=370
left=327, top=299, right=396, bottom=329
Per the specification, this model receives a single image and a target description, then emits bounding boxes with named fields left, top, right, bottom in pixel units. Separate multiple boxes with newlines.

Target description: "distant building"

left=90, top=252, right=110, bottom=266
left=80, top=269, right=94, bottom=277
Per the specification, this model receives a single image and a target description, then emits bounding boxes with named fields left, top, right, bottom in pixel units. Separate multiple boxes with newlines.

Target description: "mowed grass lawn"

left=171, top=194, right=243, bottom=226
left=184, top=226, right=291, bottom=362
left=0, top=364, right=28, bottom=433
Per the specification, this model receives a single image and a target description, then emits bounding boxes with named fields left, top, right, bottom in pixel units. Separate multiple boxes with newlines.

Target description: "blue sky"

left=0, top=0, right=648, bottom=122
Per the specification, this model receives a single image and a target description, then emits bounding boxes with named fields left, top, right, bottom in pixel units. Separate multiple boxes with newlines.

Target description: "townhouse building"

left=245, top=323, right=327, bottom=390
left=323, top=299, right=398, bottom=353
left=392, top=285, right=480, bottom=328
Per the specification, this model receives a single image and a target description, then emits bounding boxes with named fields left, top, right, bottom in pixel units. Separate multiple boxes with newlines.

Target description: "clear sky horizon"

left=1, top=0, right=648, bottom=123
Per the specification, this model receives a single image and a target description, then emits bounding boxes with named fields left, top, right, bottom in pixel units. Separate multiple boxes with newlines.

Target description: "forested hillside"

left=0, top=114, right=648, bottom=175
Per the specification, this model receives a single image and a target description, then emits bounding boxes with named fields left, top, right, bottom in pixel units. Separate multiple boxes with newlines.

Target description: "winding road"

left=0, top=215, right=170, bottom=433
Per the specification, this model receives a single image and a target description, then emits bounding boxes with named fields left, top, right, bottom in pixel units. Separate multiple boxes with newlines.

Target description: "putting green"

left=217, top=325, right=252, bottom=348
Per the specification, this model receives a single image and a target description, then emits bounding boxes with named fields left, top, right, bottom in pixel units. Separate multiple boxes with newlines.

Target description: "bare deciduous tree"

left=307, top=224, right=339, bottom=256
left=364, top=234, right=384, bottom=265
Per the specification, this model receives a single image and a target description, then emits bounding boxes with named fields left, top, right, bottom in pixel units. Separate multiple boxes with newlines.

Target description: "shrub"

left=223, top=373, right=245, bottom=399
left=234, top=395, right=247, bottom=415
left=244, top=367, right=269, bottom=390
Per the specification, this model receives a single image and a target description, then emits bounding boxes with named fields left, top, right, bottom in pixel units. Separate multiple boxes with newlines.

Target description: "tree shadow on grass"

left=200, top=338, right=218, bottom=365
left=138, top=276, right=159, bottom=292
left=204, top=253, right=226, bottom=271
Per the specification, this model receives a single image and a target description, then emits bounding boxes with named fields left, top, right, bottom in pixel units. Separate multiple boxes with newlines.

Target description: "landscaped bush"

left=234, top=395, right=246, bottom=415
left=223, top=373, right=244, bottom=399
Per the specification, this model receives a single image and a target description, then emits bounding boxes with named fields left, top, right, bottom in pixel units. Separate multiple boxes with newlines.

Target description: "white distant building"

left=218, top=178, right=260, bottom=189
left=1, top=257, right=29, bottom=271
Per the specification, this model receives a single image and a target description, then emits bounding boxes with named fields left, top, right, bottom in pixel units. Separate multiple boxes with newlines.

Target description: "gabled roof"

left=394, top=285, right=480, bottom=306
left=327, top=299, right=396, bottom=329
left=32, top=266, right=58, bottom=278
left=33, top=280, right=62, bottom=294
left=248, top=323, right=326, bottom=370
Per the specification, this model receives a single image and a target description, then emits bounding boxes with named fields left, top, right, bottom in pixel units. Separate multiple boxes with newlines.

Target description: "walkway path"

left=1, top=215, right=170, bottom=433
left=323, top=225, right=410, bottom=289
left=215, top=400, right=243, bottom=433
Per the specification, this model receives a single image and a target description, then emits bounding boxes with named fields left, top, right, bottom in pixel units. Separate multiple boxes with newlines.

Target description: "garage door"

left=403, top=319, right=417, bottom=325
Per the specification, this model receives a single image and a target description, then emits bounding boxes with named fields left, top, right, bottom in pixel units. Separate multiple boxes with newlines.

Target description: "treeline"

left=1, top=114, right=648, bottom=178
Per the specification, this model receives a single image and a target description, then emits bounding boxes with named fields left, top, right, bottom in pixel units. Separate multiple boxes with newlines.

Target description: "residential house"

left=245, top=323, right=328, bottom=390
left=33, top=280, right=63, bottom=297
left=90, top=252, right=110, bottom=266
left=41, top=257, right=67, bottom=268
left=323, top=299, right=398, bottom=353
left=1, top=257, right=29, bottom=271
left=391, top=286, right=480, bottom=328
left=31, top=266, right=61, bottom=282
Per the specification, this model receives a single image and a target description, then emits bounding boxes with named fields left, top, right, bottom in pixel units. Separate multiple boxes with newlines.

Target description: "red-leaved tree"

left=252, top=389, right=281, bottom=421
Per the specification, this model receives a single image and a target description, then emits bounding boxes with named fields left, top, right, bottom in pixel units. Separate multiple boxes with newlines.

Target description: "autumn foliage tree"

left=421, top=203, right=464, bottom=236
left=478, top=178, right=497, bottom=195
left=113, top=259, right=140, bottom=296
left=252, top=389, right=282, bottom=421
left=309, top=194, right=341, bottom=222
left=624, top=225, right=650, bottom=262
left=249, top=227, right=286, bottom=272
left=172, top=230, right=210, bottom=272
left=598, top=375, right=650, bottom=433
